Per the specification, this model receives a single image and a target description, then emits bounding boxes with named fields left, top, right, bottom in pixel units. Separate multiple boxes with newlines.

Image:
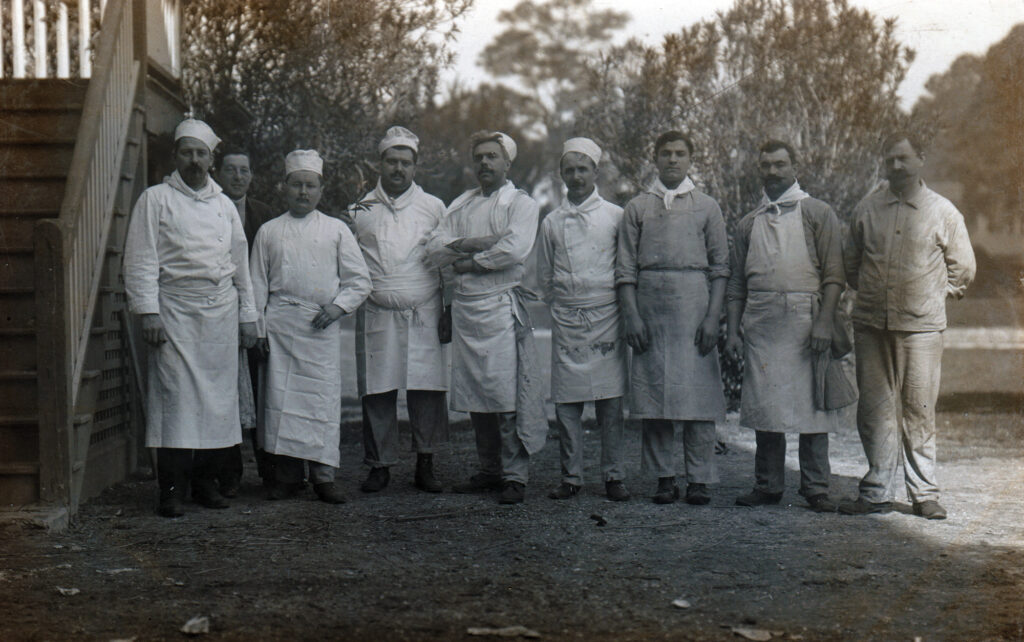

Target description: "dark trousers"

left=362, top=389, right=448, bottom=468
left=157, top=447, right=231, bottom=499
left=219, top=430, right=274, bottom=487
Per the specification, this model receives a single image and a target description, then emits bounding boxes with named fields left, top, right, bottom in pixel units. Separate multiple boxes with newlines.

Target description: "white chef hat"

left=561, top=137, right=602, bottom=167
left=284, top=149, right=323, bottom=177
left=494, top=132, right=517, bottom=163
left=379, top=126, right=419, bottom=155
left=174, top=118, right=221, bottom=153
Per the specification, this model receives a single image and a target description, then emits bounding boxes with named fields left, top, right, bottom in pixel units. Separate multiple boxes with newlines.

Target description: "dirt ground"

left=2, top=402, right=1023, bottom=641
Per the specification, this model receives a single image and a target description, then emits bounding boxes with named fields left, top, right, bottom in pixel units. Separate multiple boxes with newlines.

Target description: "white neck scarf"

left=757, top=180, right=809, bottom=215
left=651, top=176, right=696, bottom=210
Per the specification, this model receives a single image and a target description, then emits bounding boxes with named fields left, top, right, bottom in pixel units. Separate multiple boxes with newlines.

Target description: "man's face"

left=883, top=138, right=924, bottom=185
left=174, top=137, right=213, bottom=189
left=560, top=152, right=597, bottom=202
left=379, top=146, right=416, bottom=196
left=284, top=170, right=322, bottom=217
left=215, top=154, right=252, bottom=200
left=758, top=148, right=797, bottom=195
left=472, top=141, right=509, bottom=190
left=655, top=140, right=691, bottom=186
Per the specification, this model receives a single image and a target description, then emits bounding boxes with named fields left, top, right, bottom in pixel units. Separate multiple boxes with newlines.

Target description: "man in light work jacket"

left=352, top=126, right=449, bottom=494
left=538, top=137, right=630, bottom=502
left=726, top=140, right=844, bottom=513
left=124, top=118, right=258, bottom=518
left=840, top=132, right=975, bottom=520
left=424, top=130, right=546, bottom=505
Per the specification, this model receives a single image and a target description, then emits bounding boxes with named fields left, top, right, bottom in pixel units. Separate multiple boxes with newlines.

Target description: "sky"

left=441, top=0, right=1024, bottom=109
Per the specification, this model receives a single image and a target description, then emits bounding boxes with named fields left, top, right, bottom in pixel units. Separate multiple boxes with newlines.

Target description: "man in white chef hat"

left=250, top=149, right=371, bottom=504
left=124, top=118, right=259, bottom=517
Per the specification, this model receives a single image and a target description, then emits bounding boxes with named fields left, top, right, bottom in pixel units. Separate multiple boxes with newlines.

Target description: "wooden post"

left=33, top=0, right=46, bottom=77
left=13, top=0, right=26, bottom=78
left=57, top=2, right=70, bottom=78
left=35, top=221, right=72, bottom=506
left=79, top=0, right=91, bottom=77
left=1, top=2, right=5, bottom=78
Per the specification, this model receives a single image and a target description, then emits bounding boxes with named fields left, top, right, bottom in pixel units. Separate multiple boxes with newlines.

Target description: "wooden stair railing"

left=33, top=0, right=140, bottom=506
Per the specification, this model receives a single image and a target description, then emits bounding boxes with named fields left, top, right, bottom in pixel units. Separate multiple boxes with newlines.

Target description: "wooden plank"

left=33, top=219, right=71, bottom=505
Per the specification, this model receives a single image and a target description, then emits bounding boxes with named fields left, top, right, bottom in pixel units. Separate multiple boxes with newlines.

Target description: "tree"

left=913, top=24, right=1024, bottom=232
left=578, top=0, right=915, bottom=226
left=182, top=0, right=471, bottom=212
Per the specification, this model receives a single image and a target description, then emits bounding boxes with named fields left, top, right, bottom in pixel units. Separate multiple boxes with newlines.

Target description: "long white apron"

left=740, top=205, right=840, bottom=434
left=355, top=272, right=448, bottom=397
left=631, top=270, right=726, bottom=421
left=145, top=282, right=242, bottom=449
left=259, top=295, right=343, bottom=467
left=550, top=295, right=627, bottom=403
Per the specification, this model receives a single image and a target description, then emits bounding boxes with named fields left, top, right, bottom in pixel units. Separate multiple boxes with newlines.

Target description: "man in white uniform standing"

left=425, top=131, right=546, bottom=505
left=250, top=150, right=371, bottom=504
left=352, top=126, right=449, bottom=494
left=124, top=118, right=258, bottom=518
left=538, top=137, right=630, bottom=501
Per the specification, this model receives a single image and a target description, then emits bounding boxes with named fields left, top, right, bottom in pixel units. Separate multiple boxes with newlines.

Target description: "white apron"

left=549, top=293, right=627, bottom=403
left=355, top=272, right=448, bottom=396
left=258, top=295, right=343, bottom=467
left=145, top=281, right=242, bottom=449
left=451, top=288, right=548, bottom=455
left=740, top=204, right=840, bottom=434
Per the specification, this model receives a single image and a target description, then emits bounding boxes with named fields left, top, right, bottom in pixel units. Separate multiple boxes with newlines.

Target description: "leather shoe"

left=414, top=454, right=443, bottom=493
left=360, top=467, right=390, bottom=493
left=158, top=496, right=185, bottom=518
left=314, top=482, right=347, bottom=504
left=685, top=483, right=711, bottom=505
left=912, top=500, right=947, bottom=520
left=605, top=480, right=631, bottom=502
left=499, top=481, right=526, bottom=504
left=452, top=473, right=503, bottom=494
left=736, top=489, right=783, bottom=507
left=806, top=494, right=838, bottom=513
left=266, top=481, right=299, bottom=500
left=838, top=497, right=893, bottom=515
left=652, top=477, right=679, bottom=504
left=193, top=484, right=229, bottom=509
left=548, top=482, right=581, bottom=500
left=219, top=478, right=241, bottom=499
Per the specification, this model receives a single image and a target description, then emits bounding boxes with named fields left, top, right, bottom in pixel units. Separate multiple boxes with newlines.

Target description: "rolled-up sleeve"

left=814, top=205, right=846, bottom=290
left=942, top=206, right=976, bottom=299
left=705, top=201, right=730, bottom=280
left=615, top=200, right=641, bottom=286
left=727, top=217, right=751, bottom=303
left=333, top=224, right=372, bottom=313
left=123, top=191, right=161, bottom=315
left=422, top=212, right=462, bottom=269
left=473, top=195, right=539, bottom=271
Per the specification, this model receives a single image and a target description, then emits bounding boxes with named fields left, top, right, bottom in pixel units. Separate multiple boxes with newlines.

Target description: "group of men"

left=124, top=117, right=975, bottom=521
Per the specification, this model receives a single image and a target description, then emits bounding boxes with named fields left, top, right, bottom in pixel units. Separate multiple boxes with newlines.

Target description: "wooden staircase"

left=0, top=80, right=88, bottom=506
left=0, top=0, right=147, bottom=521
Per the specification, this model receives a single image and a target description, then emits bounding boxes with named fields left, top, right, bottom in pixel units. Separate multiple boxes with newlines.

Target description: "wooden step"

left=0, top=177, right=68, bottom=210
left=0, top=79, right=88, bottom=110
left=0, top=111, right=82, bottom=141
left=0, top=328, right=36, bottom=371
left=0, top=370, right=37, bottom=414
left=0, top=462, right=40, bottom=475
left=0, top=140, right=75, bottom=175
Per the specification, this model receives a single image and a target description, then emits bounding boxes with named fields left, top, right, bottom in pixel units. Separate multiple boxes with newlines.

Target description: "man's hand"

left=810, top=313, right=832, bottom=353
left=694, top=314, right=719, bottom=356
left=453, top=234, right=501, bottom=254
left=312, top=303, right=344, bottom=330
left=453, top=258, right=483, bottom=274
left=623, top=311, right=649, bottom=354
left=438, top=305, right=452, bottom=344
left=239, top=322, right=258, bottom=349
left=141, top=313, right=166, bottom=346
left=724, top=331, right=743, bottom=361
left=255, top=337, right=270, bottom=359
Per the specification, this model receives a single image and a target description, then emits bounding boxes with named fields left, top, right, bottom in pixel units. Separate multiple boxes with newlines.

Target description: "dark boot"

left=314, top=482, right=347, bottom=504
left=157, top=448, right=189, bottom=518
left=361, top=467, right=390, bottom=493
left=414, top=454, right=442, bottom=493
left=191, top=448, right=229, bottom=509
left=652, top=477, right=679, bottom=504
